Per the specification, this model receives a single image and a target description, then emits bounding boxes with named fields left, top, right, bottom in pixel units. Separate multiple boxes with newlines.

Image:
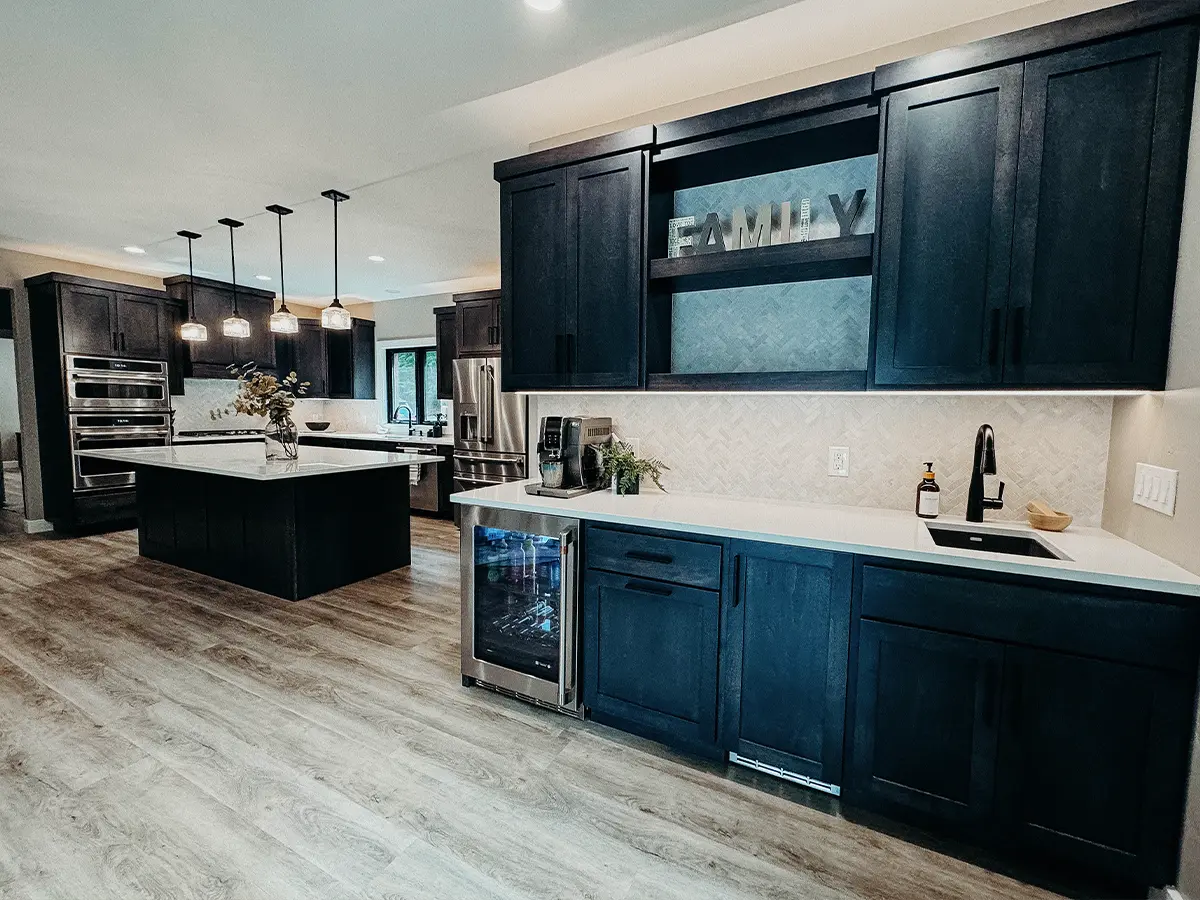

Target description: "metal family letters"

left=674, top=189, right=867, bottom=256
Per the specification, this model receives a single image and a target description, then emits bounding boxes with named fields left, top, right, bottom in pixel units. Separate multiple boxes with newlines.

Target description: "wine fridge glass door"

left=472, top=524, right=563, bottom=682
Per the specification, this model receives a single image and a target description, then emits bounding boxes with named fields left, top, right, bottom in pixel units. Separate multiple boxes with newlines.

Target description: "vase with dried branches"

left=211, top=363, right=309, bottom=460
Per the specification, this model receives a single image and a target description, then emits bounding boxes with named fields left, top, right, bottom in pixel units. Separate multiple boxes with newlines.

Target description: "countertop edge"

left=452, top=491, right=1200, bottom=600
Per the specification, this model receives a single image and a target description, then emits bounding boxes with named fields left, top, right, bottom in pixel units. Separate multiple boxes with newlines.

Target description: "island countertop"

left=453, top=480, right=1200, bottom=599
left=77, top=443, right=440, bottom=481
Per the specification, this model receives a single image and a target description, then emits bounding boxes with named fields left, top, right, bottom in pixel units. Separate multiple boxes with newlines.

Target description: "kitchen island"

left=77, top=444, right=439, bottom=600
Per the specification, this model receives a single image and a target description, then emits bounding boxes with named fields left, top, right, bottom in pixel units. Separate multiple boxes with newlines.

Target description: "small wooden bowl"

left=1027, top=509, right=1073, bottom=532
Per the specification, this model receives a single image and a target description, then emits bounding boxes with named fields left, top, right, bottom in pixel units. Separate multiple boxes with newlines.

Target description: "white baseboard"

left=22, top=518, right=53, bottom=535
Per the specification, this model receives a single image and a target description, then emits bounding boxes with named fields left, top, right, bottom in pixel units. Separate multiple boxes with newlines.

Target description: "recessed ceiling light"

left=368, top=255, right=385, bottom=262
left=525, top=0, right=562, bottom=10
left=255, top=274, right=271, bottom=281
left=123, top=245, right=146, bottom=255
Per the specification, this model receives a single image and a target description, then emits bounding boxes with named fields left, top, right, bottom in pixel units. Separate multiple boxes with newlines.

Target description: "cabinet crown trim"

left=494, top=125, right=655, bottom=182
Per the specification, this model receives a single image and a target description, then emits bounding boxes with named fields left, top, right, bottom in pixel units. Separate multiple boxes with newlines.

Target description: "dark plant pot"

left=616, top=476, right=640, bottom=496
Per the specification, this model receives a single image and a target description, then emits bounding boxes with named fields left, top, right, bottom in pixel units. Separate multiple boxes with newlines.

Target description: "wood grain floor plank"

left=0, top=517, right=1066, bottom=900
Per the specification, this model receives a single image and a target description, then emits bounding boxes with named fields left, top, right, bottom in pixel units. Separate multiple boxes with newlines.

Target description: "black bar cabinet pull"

left=625, top=550, right=673, bottom=565
left=119, top=332, right=126, bottom=352
left=112, top=332, right=118, bottom=351
left=1010, top=306, right=1026, bottom=364
left=624, top=579, right=672, bottom=597
left=981, top=660, right=998, bottom=728
left=988, top=309, right=1002, bottom=365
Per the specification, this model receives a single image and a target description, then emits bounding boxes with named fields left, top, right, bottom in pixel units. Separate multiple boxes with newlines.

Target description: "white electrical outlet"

left=1133, top=462, right=1178, bottom=516
left=828, top=446, right=850, bottom=478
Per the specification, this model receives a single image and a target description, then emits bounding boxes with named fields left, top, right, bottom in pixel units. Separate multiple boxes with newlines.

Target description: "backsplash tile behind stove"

left=533, top=393, right=1113, bottom=526
left=171, top=379, right=382, bottom=434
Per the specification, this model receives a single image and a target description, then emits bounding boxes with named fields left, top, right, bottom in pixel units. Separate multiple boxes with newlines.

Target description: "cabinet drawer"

left=859, top=563, right=1200, bottom=672
left=586, top=525, right=722, bottom=589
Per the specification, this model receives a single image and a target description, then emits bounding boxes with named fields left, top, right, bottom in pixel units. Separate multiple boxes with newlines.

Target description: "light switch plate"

left=1133, top=462, right=1178, bottom=516
left=828, top=446, right=849, bottom=478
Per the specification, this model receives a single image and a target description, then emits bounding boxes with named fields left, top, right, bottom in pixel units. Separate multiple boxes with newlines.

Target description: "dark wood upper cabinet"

left=326, top=318, right=375, bottom=400
left=454, top=291, right=500, bottom=358
left=849, top=620, right=1003, bottom=825
left=720, top=543, right=851, bottom=788
left=276, top=319, right=329, bottom=398
left=497, top=130, right=650, bottom=392
left=1006, top=26, right=1196, bottom=387
left=114, top=293, right=164, bottom=359
left=500, top=167, right=570, bottom=389
left=60, top=284, right=120, bottom=357
left=567, top=151, right=644, bottom=388
left=434, top=305, right=456, bottom=400
left=163, top=276, right=276, bottom=376
left=875, top=25, right=1196, bottom=389
left=873, top=66, right=1023, bottom=386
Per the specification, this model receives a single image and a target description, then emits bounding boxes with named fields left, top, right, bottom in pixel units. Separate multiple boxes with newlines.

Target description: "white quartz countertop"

left=299, top=431, right=455, bottom=447
left=452, top=481, right=1200, bottom=598
left=78, top=444, right=440, bottom=481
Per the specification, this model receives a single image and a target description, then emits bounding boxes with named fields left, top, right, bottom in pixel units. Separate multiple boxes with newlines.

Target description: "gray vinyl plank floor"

left=0, top=519, right=1064, bottom=900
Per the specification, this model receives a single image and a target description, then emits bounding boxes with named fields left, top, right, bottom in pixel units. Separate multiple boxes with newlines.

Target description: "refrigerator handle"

left=479, top=364, right=494, bottom=444
left=558, top=528, right=577, bottom=709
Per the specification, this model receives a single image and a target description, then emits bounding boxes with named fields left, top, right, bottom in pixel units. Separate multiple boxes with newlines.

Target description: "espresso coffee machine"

left=526, top=416, right=613, bottom=498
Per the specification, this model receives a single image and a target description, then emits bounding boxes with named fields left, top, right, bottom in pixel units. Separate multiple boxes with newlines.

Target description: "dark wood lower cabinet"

left=995, top=647, right=1194, bottom=886
left=720, top=543, right=851, bottom=788
left=847, top=620, right=1002, bottom=823
left=582, top=568, right=721, bottom=756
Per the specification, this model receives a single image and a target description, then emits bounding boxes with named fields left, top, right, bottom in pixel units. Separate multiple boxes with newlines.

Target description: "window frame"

left=385, top=345, right=441, bottom=425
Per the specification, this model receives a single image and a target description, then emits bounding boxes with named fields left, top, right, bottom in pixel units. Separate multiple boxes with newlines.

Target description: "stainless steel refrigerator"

left=453, top=357, right=527, bottom=494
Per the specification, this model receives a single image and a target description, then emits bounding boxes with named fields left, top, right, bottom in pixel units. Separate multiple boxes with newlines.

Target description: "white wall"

left=362, top=293, right=452, bottom=341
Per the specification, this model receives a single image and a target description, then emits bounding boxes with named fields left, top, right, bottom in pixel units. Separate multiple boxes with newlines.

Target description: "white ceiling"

left=0, top=0, right=802, bottom=301
left=0, top=0, right=1111, bottom=303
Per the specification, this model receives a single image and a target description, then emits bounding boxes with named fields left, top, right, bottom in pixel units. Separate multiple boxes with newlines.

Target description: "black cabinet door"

left=566, top=151, right=644, bottom=388
left=277, top=320, right=328, bottom=397
left=434, top=307, right=456, bottom=400
left=1005, top=27, right=1196, bottom=387
left=873, top=66, right=1023, bottom=386
left=186, top=285, right=235, bottom=369
left=500, top=168, right=570, bottom=390
left=456, top=294, right=499, bottom=358
left=721, top=543, right=851, bottom=787
left=582, top=569, right=721, bottom=752
left=165, top=300, right=185, bottom=395
left=60, top=285, right=117, bottom=356
left=114, top=293, right=164, bottom=359
left=995, top=647, right=1193, bottom=885
left=848, top=621, right=1002, bottom=824
left=351, top=318, right=375, bottom=399
left=231, top=295, right=277, bottom=372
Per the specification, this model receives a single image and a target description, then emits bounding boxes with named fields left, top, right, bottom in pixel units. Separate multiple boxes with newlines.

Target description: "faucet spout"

left=966, top=424, right=1005, bottom=523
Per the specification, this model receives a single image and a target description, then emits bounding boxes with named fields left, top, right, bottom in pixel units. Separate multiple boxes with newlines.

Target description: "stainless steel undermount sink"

left=926, top=523, right=1069, bottom=561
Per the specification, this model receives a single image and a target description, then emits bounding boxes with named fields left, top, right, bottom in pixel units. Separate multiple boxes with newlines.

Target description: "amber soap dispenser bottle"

left=916, top=462, right=941, bottom=519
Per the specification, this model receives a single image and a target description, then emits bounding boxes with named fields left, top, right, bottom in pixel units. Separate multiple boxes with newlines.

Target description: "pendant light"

left=176, top=230, right=207, bottom=342
left=218, top=217, right=250, bottom=339
left=320, top=189, right=352, bottom=330
left=266, top=204, right=298, bottom=334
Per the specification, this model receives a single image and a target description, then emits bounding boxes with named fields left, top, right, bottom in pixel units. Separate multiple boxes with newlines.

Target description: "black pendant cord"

left=277, top=214, right=287, bottom=312
left=187, top=239, right=196, bottom=319
left=228, top=226, right=239, bottom=317
left=333, top=195, right=339, bottom=304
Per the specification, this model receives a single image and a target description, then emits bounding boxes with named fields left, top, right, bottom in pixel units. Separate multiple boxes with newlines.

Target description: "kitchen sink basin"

left=926, top=524, right=1068, bottom=560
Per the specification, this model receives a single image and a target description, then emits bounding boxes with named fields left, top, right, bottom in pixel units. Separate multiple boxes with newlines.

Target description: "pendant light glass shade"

left=266, top=204, right=299, bottom=334
left=321, top=189, right=353, bottom=330
left=176, top=230, right=207, bottom=343
left=321, top=301, right=351, bottom=330
left=218, top=217, right=249, bottom=339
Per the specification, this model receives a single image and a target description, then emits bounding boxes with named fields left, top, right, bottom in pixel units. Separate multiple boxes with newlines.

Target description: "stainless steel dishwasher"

left=395, top=443, right=441, bottom=512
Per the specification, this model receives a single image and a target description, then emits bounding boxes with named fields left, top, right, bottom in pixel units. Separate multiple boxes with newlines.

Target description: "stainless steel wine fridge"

left=459, top=505, right=580, bottom=717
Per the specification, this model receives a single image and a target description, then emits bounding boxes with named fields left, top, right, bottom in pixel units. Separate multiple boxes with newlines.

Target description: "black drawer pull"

left=624, top=580, right=673, bottom=597
left=625, top=550, right=673, bottom=565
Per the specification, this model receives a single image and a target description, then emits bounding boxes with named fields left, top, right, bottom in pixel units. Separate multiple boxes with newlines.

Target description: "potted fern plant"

left=600, top=440, right=668, bottom=496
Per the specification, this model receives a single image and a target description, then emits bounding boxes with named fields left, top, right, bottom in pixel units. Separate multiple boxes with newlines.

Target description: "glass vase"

left=265, top=414, right=299, bottom=461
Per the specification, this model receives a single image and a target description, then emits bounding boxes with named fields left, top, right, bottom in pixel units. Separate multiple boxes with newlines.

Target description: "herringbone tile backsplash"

left=534, top=394, right=1113, bottom=526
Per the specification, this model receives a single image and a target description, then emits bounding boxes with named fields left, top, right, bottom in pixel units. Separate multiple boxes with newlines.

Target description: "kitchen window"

left=386, top=347, right=448, bottom=425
